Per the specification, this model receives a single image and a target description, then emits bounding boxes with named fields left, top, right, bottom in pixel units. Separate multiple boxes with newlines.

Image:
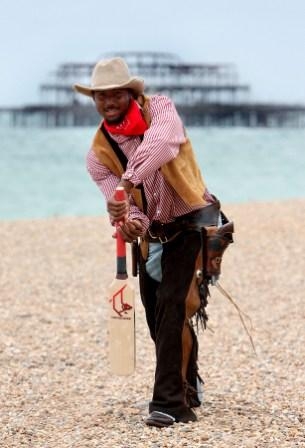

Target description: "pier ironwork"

left=1, top=51, right=304, bottom=127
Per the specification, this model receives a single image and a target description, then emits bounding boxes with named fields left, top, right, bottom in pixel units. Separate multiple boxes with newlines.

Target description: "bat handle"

left=114, top=187, right=128, bottom=279
left=114, top=186, right=127, bottom=202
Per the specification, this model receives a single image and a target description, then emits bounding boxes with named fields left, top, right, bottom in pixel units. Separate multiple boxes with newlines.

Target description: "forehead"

left=94, top=88, right=130, bottom=98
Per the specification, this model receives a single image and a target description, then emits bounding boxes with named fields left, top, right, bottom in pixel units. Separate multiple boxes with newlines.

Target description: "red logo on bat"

left=110, top=285, right=133, bottom=317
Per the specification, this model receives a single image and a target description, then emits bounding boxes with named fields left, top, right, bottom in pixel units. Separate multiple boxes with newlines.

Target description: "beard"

left=104, top=112, right=125, bottom=124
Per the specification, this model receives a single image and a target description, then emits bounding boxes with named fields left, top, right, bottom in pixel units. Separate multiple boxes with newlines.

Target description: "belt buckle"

left=148, top=228, right=158, bottom=240
left=158, top=234, right=168, bottom=244
left=148, top=228, right=168, bottom=244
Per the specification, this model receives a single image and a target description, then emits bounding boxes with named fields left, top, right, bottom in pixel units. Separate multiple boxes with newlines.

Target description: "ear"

left=136, top=94, right=145, bottom=107
left=128, top=88, right=136, bottom=99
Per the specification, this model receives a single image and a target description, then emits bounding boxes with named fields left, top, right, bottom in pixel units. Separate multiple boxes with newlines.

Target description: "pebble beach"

left=0, top=199, right=304, bottom=448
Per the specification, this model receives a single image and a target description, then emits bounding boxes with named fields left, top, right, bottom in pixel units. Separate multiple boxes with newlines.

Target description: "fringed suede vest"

left=91, top=96, right=207, bottom=212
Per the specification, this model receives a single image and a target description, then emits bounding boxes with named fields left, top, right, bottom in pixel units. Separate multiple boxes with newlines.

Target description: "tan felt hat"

left=73, top=57, right=144, bottom=97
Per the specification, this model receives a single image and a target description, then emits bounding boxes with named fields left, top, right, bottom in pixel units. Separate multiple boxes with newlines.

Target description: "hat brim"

left=73, top=77, right=144, bottom=97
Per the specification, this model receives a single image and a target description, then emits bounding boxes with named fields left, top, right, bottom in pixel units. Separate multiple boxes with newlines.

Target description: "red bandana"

left=103, top=99, right=148, bottom=136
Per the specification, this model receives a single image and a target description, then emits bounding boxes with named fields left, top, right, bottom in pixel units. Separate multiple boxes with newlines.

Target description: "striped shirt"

left=86, top=95, right=212, bottom=233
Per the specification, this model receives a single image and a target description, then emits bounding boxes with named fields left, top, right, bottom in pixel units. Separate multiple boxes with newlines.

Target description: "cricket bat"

left=107, top=186, right=135, bottom=375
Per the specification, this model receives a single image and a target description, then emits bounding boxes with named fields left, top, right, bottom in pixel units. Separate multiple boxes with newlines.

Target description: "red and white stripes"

left=86, top=94, right=210, bottom=231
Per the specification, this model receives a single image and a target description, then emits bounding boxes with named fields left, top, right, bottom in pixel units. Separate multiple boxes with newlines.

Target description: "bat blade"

left=108, top=277, right=135, bottom=375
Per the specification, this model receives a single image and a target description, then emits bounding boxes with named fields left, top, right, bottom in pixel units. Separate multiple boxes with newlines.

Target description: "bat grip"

left=114, top=187, right=127, bottom=278
left=116, top=226, right=126, bottom=258
left=114, top=186, right=126, bottom=202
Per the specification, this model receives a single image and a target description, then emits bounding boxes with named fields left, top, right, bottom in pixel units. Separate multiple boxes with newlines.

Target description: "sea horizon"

left=1, top=126, right=304, bottom=221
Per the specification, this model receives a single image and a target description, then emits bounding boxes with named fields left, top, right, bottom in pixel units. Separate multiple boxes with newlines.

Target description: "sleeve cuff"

left=122, top=168, right=142, bottom=187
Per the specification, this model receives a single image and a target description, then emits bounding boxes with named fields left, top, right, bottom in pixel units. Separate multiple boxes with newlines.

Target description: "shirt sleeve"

left=86, top=149, right=150, bottom=232
left=121, top=95, right=186, bottom=185
left=86, top=148, right=119, bottom=200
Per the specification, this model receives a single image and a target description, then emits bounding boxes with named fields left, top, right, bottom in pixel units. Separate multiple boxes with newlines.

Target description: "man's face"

left=93, top=88, right=131, bottom=123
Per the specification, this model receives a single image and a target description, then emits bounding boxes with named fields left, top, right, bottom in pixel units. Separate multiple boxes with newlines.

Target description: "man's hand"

left=108, top=187, right=143, bottom=242
left=107, top=192, right=129, bottom=222
left=117, top=219, right=143, bottom=243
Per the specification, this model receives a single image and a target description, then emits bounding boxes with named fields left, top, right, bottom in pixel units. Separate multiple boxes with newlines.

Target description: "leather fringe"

left=195, top=278, right=210, bottom=331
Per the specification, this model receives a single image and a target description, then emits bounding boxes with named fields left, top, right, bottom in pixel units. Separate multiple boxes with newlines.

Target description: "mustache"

left=104, top=106, right=119, bottom=112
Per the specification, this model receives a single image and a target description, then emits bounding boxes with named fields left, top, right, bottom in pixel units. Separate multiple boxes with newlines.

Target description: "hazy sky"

left=1, top=0, right=304, bottom=106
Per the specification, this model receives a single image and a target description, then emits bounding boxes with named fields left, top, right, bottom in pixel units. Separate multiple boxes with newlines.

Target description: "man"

left=74, top=57, right=230, bottom=427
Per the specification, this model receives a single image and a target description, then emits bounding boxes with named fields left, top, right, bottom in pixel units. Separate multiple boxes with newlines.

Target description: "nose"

left=103, top=96, right=117, bottom=109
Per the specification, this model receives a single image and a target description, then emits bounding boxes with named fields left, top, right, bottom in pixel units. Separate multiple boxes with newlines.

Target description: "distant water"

left=0, top=126, right=304, bottom=220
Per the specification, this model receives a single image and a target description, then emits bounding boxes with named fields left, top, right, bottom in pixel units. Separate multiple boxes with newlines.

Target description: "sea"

left=0, top=126, right=304, bottom=220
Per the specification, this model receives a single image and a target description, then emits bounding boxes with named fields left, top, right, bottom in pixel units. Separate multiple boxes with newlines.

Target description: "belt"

left=146, top=201, right=220, bottom=244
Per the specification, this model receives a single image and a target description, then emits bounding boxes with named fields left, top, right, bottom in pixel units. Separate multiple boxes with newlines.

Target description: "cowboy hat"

left=73, top=57, right=144, bottom=97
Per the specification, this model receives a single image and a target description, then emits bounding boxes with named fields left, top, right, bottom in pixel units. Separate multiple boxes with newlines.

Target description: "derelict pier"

left=1, top=52, right=304, bottom=127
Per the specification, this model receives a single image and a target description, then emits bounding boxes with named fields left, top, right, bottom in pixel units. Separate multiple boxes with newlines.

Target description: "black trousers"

left=139, top=230, right=201, bottom=416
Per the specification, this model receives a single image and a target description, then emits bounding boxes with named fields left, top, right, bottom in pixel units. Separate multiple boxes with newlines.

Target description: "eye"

left=95, top=92, right=106, bottom=101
